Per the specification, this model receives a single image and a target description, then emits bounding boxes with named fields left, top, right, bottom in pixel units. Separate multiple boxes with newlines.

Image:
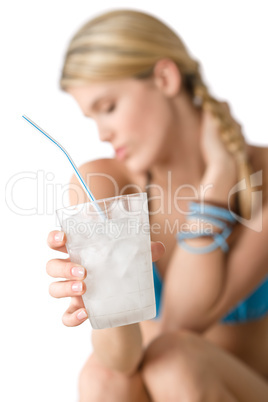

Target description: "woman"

left=46, top=9, right=268, bottom=401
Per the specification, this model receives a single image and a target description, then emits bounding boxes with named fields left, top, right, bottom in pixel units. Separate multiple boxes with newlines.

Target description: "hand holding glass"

left=57, top=193, right=156, bottom=329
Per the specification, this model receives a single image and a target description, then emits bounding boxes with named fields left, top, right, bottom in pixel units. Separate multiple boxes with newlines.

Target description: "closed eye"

left=85, top=100, right=116, bottom=118
left=103, top=104, right=115, bottom=113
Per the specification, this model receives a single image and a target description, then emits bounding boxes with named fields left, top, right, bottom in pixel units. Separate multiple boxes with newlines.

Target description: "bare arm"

left=160, top=167, right=233, bottom=332
left=211, top=202, right=268, bottom=321
left=161, top=187, right=268, bottom=334
left=160, top=156, right=268, bottom=333
left=91, top=324, right=143, bottom=375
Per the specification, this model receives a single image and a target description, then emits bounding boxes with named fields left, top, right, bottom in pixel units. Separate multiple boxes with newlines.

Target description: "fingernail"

left=77, top=310, right=87, bottom=320
left=72, top=282, right=83, bottom=292
left=54, top=231, right=64, bottom=242
left=71, top=266, right=85, bottom=278
left=156, top=241, right=166, bottom=250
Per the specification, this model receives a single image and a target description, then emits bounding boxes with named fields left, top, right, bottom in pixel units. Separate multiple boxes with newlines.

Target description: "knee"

left=78, top=353, right=148, bottom=402
left=141, top=330, right=208, bottom=401
left=141, top=329, right=202, bottom=375
left=78, top=353, right=115, bottom=401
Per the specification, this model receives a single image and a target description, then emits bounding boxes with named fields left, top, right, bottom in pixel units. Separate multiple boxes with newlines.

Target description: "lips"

left=115, top=146, right=127, bottom=161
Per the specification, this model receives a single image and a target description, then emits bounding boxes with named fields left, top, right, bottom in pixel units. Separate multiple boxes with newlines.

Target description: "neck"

left=149, top=93, right=206, bottom=186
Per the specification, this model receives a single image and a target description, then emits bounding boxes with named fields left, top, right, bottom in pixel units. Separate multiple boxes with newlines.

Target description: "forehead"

left=67, top=79, right=134, bottom=102
left=67, top=77, right=152, bottom=103
left=67, top=81, right=115, bottom=103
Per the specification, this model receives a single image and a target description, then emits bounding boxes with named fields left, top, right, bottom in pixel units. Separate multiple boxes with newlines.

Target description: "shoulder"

left=69, top=158, right=146, bottom=205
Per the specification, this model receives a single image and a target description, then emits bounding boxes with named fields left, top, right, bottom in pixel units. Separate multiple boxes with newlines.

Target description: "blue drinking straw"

left=22, top=115, right=104, bottom=217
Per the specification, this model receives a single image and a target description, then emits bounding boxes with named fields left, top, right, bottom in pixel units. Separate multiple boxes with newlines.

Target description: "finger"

left=62, top=297, right=88, bottom=327
left=49, top=280, right=86, bottom=298
left=46, top=258, right=86, bottom=280
left=47, top=230, right=68, bottom=253
left=151, top=241, right=166, bottom=262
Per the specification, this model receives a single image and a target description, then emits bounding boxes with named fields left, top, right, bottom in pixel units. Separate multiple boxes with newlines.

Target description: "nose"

left=97, top=123, right=114, bottom=143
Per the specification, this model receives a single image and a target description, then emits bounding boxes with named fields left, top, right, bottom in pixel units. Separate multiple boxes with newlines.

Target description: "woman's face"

left=68, top=77, right=176, bottom=173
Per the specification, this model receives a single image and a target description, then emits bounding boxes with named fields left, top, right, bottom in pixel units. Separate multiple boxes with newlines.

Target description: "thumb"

left=151, top=241, right=166, bottom=262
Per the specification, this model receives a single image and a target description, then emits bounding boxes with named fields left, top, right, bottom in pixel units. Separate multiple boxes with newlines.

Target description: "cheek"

left=124, top=104, right=172, bottom=172
left=125, top=95, right=170, bottom=142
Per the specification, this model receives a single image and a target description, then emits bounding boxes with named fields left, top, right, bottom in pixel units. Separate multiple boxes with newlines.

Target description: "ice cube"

left=139, top=271, right=154, bottom=290
left=109, top=312, right=129, bottom=328
left=93, top=315, right=111, bottom=329
left=89, top=297, right=122, bottom=316
left=108, top=198, right=128, bottom=220
left=121, top=272, right=140, bottom=293
left=126, top=310, right=143, bottom=325
left=142, top=305, right=156, bottom=321
left=140, top=289, right=155, bottom=308
left=125, top=293, right=140, bottom=311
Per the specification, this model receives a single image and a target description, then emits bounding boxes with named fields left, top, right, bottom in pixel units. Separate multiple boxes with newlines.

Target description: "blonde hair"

left=61, top=9, right=252, bottom=219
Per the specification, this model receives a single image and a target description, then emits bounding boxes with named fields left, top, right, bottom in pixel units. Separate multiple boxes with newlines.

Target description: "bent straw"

left=22, top=115, right=105, bottom=217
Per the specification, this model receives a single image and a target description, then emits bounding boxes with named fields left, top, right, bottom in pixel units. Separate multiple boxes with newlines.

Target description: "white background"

left=2, top=1, right=268, bottom=401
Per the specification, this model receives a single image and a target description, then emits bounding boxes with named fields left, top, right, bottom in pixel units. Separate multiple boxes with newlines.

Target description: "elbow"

left=160, top=264, right=227, bottom=334
left=159, top=296, right=224, bottom=334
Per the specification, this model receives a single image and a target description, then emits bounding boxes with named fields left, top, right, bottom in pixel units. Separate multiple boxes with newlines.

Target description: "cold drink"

left=56, top=193, right=156, bottom=329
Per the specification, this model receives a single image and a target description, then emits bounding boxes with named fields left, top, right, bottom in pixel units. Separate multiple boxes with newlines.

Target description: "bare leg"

left=78, top=353, right=151, bottom=402
left=141, top=330, right=268, bottom=402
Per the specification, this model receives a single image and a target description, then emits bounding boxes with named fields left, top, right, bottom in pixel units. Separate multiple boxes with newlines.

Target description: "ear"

left=152, top=58, right=182, bottom=97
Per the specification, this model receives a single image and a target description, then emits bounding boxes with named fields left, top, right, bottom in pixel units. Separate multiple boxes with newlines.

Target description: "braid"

left=185, top=70, right=253, bottom=219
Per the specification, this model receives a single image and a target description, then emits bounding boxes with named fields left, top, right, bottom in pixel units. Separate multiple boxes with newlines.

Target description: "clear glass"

left=56, top=193, right=156, bottom=329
